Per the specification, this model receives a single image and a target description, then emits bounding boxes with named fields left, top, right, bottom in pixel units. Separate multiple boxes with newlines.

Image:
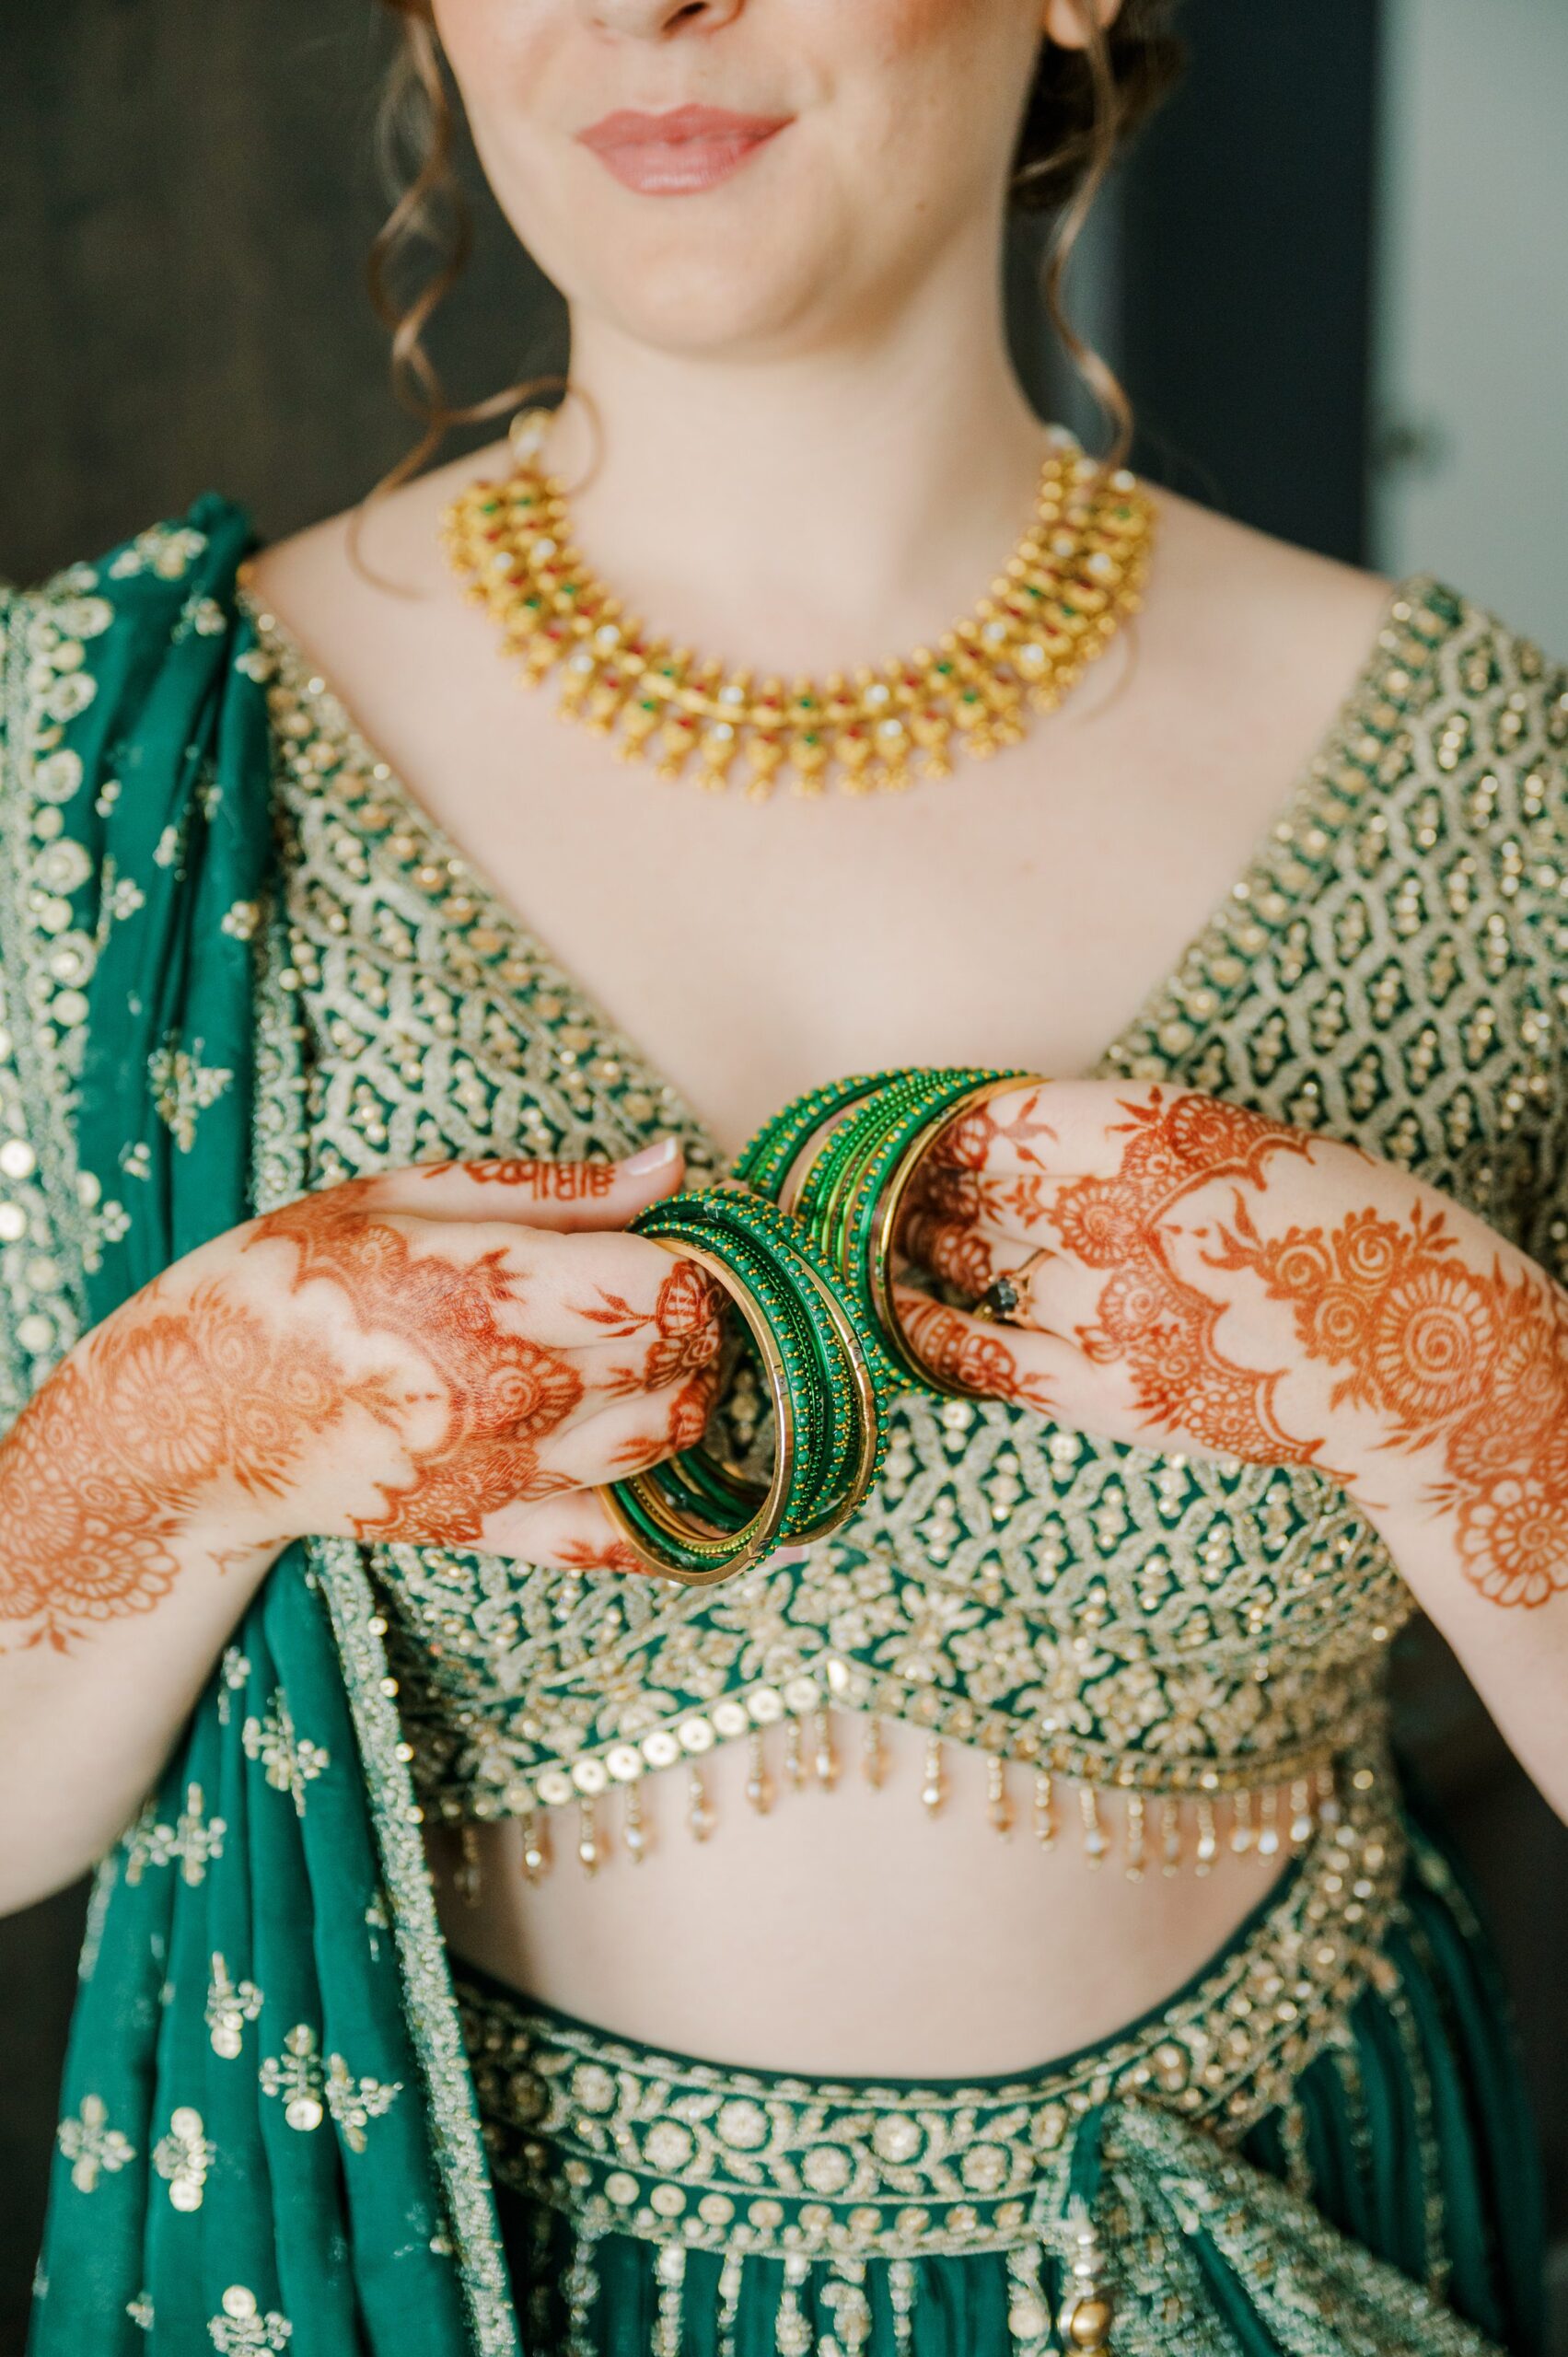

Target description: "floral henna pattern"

left=0, top=1284, right=395, bottom=1653
left=0, top=1176, right=725, bottom=1646
left=571, top=1257, right=726, bottom=1469
left=1207, top=1194, right=1568, bottom=1608
left=1044, top=1091, right=1326, bottom=1467
left=554, top=1536, right=646, bottom=1575
left=897, top=1087, right=1059, bottom=1293
left=248, top=1188, right=724, bottom=1547
left=894, top=1292, right=1056, bottom=1412
left=903, top=1087, right=1325, bottom=1463
left=250, top=1189, right=584, bottom=1545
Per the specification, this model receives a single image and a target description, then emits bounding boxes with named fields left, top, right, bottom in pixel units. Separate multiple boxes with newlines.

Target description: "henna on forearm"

left=1205, top=1193, right=1568, bottom=1608
left=0, top=1281, right=393, bottom=1654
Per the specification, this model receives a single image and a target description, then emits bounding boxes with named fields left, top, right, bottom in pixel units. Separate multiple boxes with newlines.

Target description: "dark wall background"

left=3, top=3, right=1565, bottom=2348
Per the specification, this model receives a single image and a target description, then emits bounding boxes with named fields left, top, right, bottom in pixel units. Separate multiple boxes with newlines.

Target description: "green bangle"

left=730, top=1069, right=943, bottom=1202
left=738, top=1067, right=1040, bottom=1399
left=598, top=1183, right=885, bottom=1584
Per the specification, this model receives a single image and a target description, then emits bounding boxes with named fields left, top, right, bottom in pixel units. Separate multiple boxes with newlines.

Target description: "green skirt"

left=459, top=1797, right=1545, bottom=2357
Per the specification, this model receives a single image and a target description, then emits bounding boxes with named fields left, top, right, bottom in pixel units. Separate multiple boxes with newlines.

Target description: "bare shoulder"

left=1128, top=482, right=1399, bottom=737
left=240, top=438, right=520, bottom=752
left=244, top=438, right=509, bottom=647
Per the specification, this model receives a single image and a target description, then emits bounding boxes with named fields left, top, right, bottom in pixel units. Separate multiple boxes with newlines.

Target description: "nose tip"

left=589, top=0, right=744, bottom=33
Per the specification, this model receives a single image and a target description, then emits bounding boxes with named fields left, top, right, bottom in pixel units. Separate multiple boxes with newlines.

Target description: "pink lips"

left=575, top=102, right=791, bottom=195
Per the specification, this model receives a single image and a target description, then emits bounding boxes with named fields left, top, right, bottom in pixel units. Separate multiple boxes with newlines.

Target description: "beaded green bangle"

left=598, top=1184, right=885, bottom=1585
left=730, top=1069, right=941, bottom=1202
left=738, top=1067, right=1040, bottom=1399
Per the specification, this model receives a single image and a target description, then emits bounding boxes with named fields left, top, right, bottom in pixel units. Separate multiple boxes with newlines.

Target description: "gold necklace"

left=442, top=411, right=1155, bottom=800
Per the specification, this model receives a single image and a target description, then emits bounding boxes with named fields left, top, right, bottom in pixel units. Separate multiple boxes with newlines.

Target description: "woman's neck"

left=554, top=270, right=1057, bottom=679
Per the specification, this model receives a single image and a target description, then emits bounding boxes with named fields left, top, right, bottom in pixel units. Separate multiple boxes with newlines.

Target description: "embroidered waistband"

left=459, top=1747, right=1402, bottom=2264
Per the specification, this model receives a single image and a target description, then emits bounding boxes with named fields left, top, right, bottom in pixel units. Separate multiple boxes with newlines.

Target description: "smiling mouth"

left=575, top=106, right=792, bottom=196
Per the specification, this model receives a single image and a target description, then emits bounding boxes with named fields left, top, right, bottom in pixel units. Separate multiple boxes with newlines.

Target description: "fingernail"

left=621, top=1135, right=680, bottom=1175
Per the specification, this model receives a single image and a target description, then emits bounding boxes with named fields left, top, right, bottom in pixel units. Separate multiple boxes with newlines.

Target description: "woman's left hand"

left=892, top=1078, right=1568, bottom=1619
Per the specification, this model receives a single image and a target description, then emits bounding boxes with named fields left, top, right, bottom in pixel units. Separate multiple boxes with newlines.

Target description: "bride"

left=3, top=3, right=1559, bottom=2350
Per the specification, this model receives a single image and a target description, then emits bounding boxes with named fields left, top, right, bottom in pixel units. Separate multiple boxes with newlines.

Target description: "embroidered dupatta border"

left=0, top=582, right=96, bottom=1416
left=253, top=895, right=519, bottom=2356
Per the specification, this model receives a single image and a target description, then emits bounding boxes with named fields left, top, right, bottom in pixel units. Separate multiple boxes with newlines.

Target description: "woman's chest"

left=285, top=605, right=1393, bottom=1160
left=271, top=662, right=1547, bottom=1260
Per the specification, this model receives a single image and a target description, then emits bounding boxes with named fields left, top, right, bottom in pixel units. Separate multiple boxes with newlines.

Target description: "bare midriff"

left=424, top=1724, right=1290, bottom=2078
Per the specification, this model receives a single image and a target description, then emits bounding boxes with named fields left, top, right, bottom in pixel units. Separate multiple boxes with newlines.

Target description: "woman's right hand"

left=0, top=1138, right=718, bottom=1907
left=2, top=1137, right=720, bottom=1658
left=157, top=1138, right=725, bottom=1565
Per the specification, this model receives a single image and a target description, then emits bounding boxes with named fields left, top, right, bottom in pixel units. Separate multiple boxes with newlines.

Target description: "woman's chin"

left=575, top=242, right=848, bottom=360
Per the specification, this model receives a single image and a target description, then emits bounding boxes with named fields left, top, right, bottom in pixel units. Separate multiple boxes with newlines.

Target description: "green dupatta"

left=6, top=499, right=518, bottom=2357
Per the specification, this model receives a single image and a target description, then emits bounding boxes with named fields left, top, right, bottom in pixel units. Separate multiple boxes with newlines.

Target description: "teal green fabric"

left=0, top=499, right=1550, bottom=2355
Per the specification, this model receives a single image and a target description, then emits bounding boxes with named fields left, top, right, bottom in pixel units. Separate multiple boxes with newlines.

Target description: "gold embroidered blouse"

left=247, top=575, right=1568, bottom=1875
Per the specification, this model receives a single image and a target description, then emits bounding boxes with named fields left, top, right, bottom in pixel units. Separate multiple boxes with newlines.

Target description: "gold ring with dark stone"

left=974, top=1247, right=1052, bottom=1325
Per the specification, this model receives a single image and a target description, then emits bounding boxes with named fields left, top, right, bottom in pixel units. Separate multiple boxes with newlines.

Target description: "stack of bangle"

left=598, top=1066, right=1045, bottom=1585
left=734, top=1066, right=1040, bottom=1399
left=598, top=1185, right=886, bottom=1585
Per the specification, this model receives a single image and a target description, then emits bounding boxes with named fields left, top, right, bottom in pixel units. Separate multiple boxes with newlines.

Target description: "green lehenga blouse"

left=3, top=495, right=1561, bottom=2353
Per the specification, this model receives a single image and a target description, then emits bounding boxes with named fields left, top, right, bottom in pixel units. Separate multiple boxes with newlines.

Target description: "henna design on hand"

left=250, top=1187, right=585, bottom=1545
left=0, top=1178, right=727, bottom=1647
left=903, top=1087, right=1323, bottom=1461
left=896, top=1089, right=1057, bottom=1293
left=0, top=1283, right=396, bottom=1653
left=248, top=1190, right=719, bottom=1546
left=904, top=1081, right=1568, bottom=1609
left=424, top=1157, right=620, bottom=1199
left=1206, top=1193, right=1568, bottom=1608
left=575, top=1258, right=726, bottom=1458
left=894, top=1292, right=1056, bottom=1412
left=554, top=1536, right=646, bottom=1574
left=1043, top=1092, right=1325, bottom=1466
